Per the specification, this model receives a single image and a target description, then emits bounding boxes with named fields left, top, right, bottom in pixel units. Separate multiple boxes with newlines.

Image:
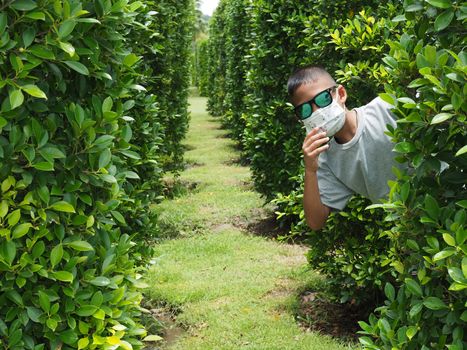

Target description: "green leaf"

left=64, top=61, right=89, bottom=75
left=0, top=116, right=7, bottom=129
left=76, top=305, right=97, bottom=317
left=26, top=307, right=43, bottom=323
left=423, top=296, right=448, bottom=310
left=397, top=97, right=416, bottom=105
left=405, top=278, right=423, bottom=297
left=128, top=84, right=146, bottom=91
left=25, top=11, right=45, bottom=20
left=379, top=93, right=396, bottom=105
left=32, top=161, right=54, bottom=171
left=46, top=318, right=58, bottom=331
left=394, top=141, right=416, bottom=153
left=0, top=13, right=7, bottom=36
left=78, top=338, right=90, bottom=349
left=448, top=267, right=466, bottom=285
left=0, top=200, right=7, bottom=218
left=431, top=112, right=454, bottom=124
left=22, top=27, right=36, bottom=47
left=1, top=241, right=16, bottom=265
left=123, top=53, right=140, bottom=67
left=101, top=174, right=117, bottom=183
left=462, top=258, right=467, bottom=279
left=67, top=241, right=94, bottom=251
left=9, top=89, right=24, bottom=110
left=8, top=209, right=21, bottom=226
left=58, top=19, right=76, bottom=39
left=359, top=337, right=375, bottom=346
left=409, top=303, right=423, bottom=318
left=10, top=0, right=37, bottom=11
left=60, top=329, right=78, bottom=346
left=98, top=149, right=112, bottom=169
left=143, top=335, right=163, bottom=342
left=92, top=135, right=114, bottom=149
left=50, top=244, right=63, bottom=268
left=53, top=270, right=74, bottom=282
left=384, top=283, right=395, bottom=301
left=406, top=326, right=418, bottom=340
left=434, top=9, right=454, bottom=31
left=59, top=41, right=75, bottom=56
left=50, top=201, right=75, bottom=213
left=77, top=18, right=101, bottom=24
left=426, top=0, right=452, bottom=9
left=6, top=290, right=23, bottom=306
left=424, top=194, right=439, bottom=220
left=89, top=276, right=110, bottom=286
left=442, top=233, right=456, bottom=246
left=392, top=261, right=405, bottom=274
left=119, top=149, right=141, bottom=159
left=111, top=210, right=125, bottom=224
left=22, top=84, right=47, bottom=99
left=12, top=223, right=32, bottom=239
left=455, top=145, right=467, bottom=157
left=405, top=4, right=424, bottom=11
left=102, top=96, right=113, bottom=113
left=39, top=146, right=66, bottom=159
left=433, top=248, right=456, bottom=261
left=29, top=45, right=55, bottom=60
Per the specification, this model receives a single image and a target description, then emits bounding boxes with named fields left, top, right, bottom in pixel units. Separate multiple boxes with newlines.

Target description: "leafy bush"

left=205, top=1, right=227, bottom=117
left=358, top=1, right=466, bottom=348
left=205, top=0, right=466, bottom=348
left=149, top=0, right=194, bottom=172
left=193, top=39, right=209, bottom=97
left=0, top=0, right=194, bottom=348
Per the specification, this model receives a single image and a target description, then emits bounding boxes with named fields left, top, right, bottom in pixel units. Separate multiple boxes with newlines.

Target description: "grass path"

left=144, top=97, right=354, bottom=350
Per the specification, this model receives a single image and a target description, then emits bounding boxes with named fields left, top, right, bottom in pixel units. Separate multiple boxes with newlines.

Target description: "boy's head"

left=287, top=65, right=336, bottom=100
left=287, top=65, right=347, bottom=115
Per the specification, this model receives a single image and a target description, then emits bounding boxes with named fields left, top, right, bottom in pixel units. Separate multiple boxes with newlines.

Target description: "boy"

left=287, top=65, right=402, bottom=230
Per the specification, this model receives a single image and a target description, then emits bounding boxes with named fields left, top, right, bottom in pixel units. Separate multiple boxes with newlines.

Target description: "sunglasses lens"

left=314, top=90, right=332, bottom=108
left=299, top=103, right=312, bottom=119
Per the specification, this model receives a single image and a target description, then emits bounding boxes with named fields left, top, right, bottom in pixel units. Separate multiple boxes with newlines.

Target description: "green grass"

left=144, top=97, right=356, bottom=350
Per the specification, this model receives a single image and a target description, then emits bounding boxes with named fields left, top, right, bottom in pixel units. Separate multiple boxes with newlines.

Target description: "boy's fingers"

left=303, top=135, right=329, bottom=152
left=304, top=143, right=329, bottom=158
left=303, top=131, right=327, bottom=148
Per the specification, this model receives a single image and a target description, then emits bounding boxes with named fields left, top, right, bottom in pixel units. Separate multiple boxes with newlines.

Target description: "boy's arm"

left=302, top=127, right=331, bottom=230
left=303, top=170, right=330, bottom=230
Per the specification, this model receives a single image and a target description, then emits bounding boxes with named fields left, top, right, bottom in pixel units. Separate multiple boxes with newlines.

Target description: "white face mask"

left=302, top=99, right=346, bottom=137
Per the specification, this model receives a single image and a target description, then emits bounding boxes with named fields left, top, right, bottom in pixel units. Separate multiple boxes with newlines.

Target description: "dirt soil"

left=296, top=291, right=373, bottom=342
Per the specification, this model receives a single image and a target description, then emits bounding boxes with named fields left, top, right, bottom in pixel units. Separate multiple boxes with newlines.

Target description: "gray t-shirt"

left=317, top=97, right=401, bottom=210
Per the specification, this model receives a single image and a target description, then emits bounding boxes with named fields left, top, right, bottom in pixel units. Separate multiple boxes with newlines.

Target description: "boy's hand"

left=302, top=127, right=329, bottom=173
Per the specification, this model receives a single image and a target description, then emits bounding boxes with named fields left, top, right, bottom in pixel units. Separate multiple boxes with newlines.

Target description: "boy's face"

left=291, top=77, right=339, bottom=116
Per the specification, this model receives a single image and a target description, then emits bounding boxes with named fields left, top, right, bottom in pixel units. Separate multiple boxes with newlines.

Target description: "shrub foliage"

left=0, top=0, right=193, bottom=348
left=202, top=0, right=466, bottom=348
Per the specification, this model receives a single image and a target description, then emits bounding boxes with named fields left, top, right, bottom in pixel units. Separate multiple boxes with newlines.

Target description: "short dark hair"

left=287, top=65, right=335, bottom=97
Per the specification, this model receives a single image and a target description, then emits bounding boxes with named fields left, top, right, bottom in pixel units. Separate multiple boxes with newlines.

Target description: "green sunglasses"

left=294, top=85, right=337, bottom=120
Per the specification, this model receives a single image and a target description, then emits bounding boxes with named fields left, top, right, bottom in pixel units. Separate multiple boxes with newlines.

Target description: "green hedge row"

left=202, top=0, right=466, bottom=348
left=0, top=0, right=193, bottom=348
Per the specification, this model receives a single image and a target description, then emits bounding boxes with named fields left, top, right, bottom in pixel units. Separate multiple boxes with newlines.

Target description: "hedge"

left=202, top=0, right=466, bottom=348
left=0, top=0, right=194, bottom=348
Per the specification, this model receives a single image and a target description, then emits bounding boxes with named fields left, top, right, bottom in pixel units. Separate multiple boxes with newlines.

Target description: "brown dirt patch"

left=296, top=291, right=373, bottom=342
left=244, top=215, right=290, bottom=239
left=142, top=305, right=186, bottom=349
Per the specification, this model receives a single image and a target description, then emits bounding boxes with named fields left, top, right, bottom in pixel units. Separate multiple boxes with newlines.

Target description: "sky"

left=200, top=0, right=220, bottom=16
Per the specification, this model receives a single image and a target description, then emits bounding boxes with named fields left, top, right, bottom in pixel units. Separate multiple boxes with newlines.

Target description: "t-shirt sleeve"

left=317, top=162, right=354, bottom=211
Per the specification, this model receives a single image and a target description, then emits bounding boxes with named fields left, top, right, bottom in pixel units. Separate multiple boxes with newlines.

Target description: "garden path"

left=144, top=96, right=354, bottom=350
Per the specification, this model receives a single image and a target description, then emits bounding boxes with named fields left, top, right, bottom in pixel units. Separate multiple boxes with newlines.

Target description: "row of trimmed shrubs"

left=0, top=0, right=194, bottom=348
left=197, top=0, right=466, bottom=348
